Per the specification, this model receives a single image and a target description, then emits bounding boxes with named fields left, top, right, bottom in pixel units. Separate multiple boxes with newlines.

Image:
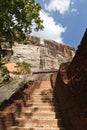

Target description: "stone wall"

left=50, top=29, right=87, bottom=130
left=0, top=76, right=42, bottom=130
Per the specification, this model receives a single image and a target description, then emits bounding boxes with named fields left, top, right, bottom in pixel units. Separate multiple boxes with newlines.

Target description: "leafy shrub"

left=16, top=61, right=31, bottom=75
left=0, top=66, right=9, bottom=76
left=0, top=66, right=11, bottom=82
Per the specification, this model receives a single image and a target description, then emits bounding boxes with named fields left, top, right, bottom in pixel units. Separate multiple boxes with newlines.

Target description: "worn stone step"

left=21, top=112, right=58, bottom=119
left=26, top=105, right=55, bottom=108
left=26, top=102, right=57, bottom=108
left=22, top=106, right=59, bottom=113
left=31, top=96, right=54, bottom=99
left=26, top=103, right=58, bottom=107
left=26, top=103, right=57, bottom=108
left=10, top=126, right=65, bottom=130
left=9, top=81, right=66, bottom=130
left=29, top=98, right=56, bottom=101
left=22, top=105, right=55, bottom=112
left=27, top=100, right=54, bottom=104
left=31, top=95, right=54, bottom=98
left=30, top=97, right=55, bottom=101
left=16, top=118, right=59, bottom=127
left=35, top=89, right=53, bottom=92
left=32, top=92, right=53, bottom=95
left=35, top=88, right=52, bottom=90
left=21, top=110, right=61, bottom=118
left=32, top=92, right=53, bottom=94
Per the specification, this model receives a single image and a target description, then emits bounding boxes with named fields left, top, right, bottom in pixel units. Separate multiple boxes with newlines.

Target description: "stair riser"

left=22, top=107, right=56, bottom=112
left=26, top=103, right=58, bottom=107
left=21, top=115, right=56, bottom=119
left=30, top=98, right=55, bottom=101
left=9, top=81, right=65, bottom=130
left=27, top=101, right=55, bottom=104
left=28, top=99, right=56, bottom=102
left=21, top=112, right=58, bottom=119
left=10, top=127, right=61, bottom=130
left=19, top=124, right=58, bottom=127
left=21, top=110, right=61, bottom=119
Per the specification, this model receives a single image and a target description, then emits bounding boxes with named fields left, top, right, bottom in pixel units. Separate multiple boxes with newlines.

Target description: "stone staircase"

left=10, top=81, right=66, bottom=130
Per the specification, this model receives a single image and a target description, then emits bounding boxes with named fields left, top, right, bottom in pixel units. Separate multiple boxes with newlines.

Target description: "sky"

left=32, top=0, right=87, bottom=49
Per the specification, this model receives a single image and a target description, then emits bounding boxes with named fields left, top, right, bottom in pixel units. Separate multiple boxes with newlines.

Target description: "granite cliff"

left=10, top=35, right=75, bottom=72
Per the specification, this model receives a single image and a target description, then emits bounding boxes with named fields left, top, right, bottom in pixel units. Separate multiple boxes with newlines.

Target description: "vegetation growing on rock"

left=0, top=0, right=44, bottom=66
left=15, top=61, right=31, bottom=75
left=0, top=66, right=11, bottom=83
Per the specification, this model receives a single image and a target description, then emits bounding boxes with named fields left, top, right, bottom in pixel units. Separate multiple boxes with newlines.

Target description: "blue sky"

left=32, top=0, right=87, bottom=49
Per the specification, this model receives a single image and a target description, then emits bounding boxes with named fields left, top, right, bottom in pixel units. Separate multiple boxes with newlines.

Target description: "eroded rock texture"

left=10, top=35, right=75, bottom=72
left=0, top=77, right=42, bottom=130
left=51, top=29, right=87, bottom=130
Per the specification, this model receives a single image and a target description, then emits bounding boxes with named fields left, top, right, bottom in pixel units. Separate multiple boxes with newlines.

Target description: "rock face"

left=0, top=77, right=42, bottom=130
left=10, top=35, right=75, bottom=72
left=51, top=29, right=87, bottom=130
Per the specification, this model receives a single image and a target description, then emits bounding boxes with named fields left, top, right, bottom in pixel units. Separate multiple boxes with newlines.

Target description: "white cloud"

left=45, top=0, right=71, bottom=14
left=71, top=8, right=79, bottom=14
left=71, top=8, right=77, bottom=12
left=31, top=10, right=66, bottom=43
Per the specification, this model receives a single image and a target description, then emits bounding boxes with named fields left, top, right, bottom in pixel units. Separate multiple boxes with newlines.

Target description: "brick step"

left=30, top=97, right=55, bottom=100
left=6, top=81, right=66, bottom=130
left=30, top=96, right=55, bottom=101
left=32, top=94, right=43, bottom=96
left=28, top=100, right=55, bottom=103
left=26, top=103, right=58, bottom=107
left=23, top=104, right=56, bottom=109
left=35, top=88, right=52, bottom=90
left=33, top=92, right=53, bottom=94
left=31, top=95, right=53, bottom=98
left=27, top=100, right=55, bottom=104
left=16, top=118, right=59, bottom=127
left=31, top=95, right=54, bottom=98
left=22, top=106, right=58, bottom=113
left=32, top=91, right=53, bottom=94
left=33, top=89, right=52, bottom=92
left=28, top=98, right=56, bottom=102
left=33, top=90, right=51, bottom=93
left=31, top=91, right=52, bottom=94
left=10, top=126, right=65, bottom=130
left=22, top=111, right=57, bottom=116
left=21, top=112, right=58, bottom=119
left=21, top=110, right=61, bottom=118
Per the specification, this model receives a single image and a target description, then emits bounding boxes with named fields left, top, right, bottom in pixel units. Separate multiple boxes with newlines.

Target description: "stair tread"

left=16, top=118, right=60, bottom=127
left=27, top=101, right=55, bottom=104
left=9, top=81, right=66, bottom=130
left=22, top=107, right=57, bottom=113
left=22, top=112, right=57, bottom=116
left=20, top=112, right=62, bottom=119
left=26, top=104, right=58, bottom=108
left=10, top=126, right=65, bottom=130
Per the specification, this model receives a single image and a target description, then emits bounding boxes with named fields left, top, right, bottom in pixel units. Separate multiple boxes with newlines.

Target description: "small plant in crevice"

left=0, top=66, right=11, bottom=82
left=16, top=61, right=31, bottom=75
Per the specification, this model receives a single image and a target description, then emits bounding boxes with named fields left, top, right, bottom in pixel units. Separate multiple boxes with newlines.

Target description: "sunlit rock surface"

left=10, top=35, right=75, bottom=72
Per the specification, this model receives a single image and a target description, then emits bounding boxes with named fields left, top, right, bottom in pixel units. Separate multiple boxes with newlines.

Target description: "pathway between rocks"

left=10, top=81, right=66, bottom=130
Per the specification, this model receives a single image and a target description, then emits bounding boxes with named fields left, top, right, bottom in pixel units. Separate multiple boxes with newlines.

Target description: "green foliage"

left=0, top=66, right=9, bottom=76
left=0, top=0, right=44, bottom=42
left=0, top=0, right=44, bottom=65
left=16, top=61, right=31, bottom=74
left=0, top=66, right=10, bottom=82
left=3, top=74, right=11, bottom=82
